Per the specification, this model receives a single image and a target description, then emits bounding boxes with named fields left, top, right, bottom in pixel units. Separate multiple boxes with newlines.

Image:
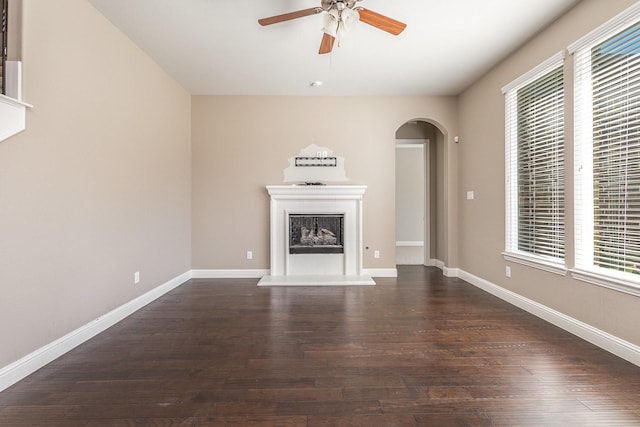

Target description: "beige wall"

left=458, top=0, right=640, bottom=346
left=191, top=96, right=458, bottom=270
left=0, top=0, right=192, bottom=367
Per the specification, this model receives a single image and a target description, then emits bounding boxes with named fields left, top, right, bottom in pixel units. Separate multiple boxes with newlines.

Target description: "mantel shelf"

left=0, top=94, right=33, bottom=143
left=266, top=185, right=368, bottom=199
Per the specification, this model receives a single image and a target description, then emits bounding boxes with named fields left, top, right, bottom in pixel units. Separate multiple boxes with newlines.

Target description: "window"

left=571, top=5, right=640, bottom=294
left=503, top=53, right=566, bottom=274
left=1, top=0, right=7, bottom=95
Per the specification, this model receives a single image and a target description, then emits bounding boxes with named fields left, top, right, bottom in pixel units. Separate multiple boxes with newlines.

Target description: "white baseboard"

left=428, top=259, right=445, bottom=269
left=443, top=267, right=460, bottom=278
left=364, top=268, right=398, bottom=278
left=0, top=271, right=192, bottom=393
left=426, top=259, right=460, bottom=278
left=191, top=269, right=269, bottom=279
left=458, top=269, right=640, bottom=367
left=396, top=241, right=425, bottom=247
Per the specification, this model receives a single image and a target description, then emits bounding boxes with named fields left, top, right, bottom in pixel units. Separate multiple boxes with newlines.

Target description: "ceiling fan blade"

left=357, top=8, right=407, bottom=35
left=258, top=8, right=322, bottom=26
left=319, top=33, right=335, bottom=54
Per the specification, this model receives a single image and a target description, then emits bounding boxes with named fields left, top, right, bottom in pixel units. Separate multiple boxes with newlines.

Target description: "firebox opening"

left=289, top=214, right=344, bottom=254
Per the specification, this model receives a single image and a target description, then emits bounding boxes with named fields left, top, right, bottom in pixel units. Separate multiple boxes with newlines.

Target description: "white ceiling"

left=88, top=0, right=580, bottom=96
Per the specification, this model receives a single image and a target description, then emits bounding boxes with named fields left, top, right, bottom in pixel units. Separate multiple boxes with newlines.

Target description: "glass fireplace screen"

left=289, top=214, right=344, bottom=254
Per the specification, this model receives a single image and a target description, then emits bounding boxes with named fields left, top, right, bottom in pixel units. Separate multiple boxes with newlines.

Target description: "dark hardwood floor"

left=1, top=266, right=639, bottom=426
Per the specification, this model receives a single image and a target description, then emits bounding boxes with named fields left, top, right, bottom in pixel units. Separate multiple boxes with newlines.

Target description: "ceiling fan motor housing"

left=321, top=0, right=360, bottom=12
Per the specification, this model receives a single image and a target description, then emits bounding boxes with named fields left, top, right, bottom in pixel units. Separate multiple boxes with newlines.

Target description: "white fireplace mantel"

left=265, top=184, right=368, bottom=199
left=258, top=185, right=375, bottom=286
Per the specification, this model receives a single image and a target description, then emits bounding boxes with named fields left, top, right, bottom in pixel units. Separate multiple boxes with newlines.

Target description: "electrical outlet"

left=374, top=250, right=380, bottom=259
left=134, top=271, right=140, bottom=284
left=505, top=266, right=511, bottom=278
left=247, top=251, right=253, bottom=260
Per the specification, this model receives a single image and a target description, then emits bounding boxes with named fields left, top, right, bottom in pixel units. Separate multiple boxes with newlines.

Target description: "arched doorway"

left=395, top=119, right=446, bottom=267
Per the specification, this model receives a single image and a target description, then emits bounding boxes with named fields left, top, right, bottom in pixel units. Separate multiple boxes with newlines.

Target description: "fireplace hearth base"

left=258, top=274, right=375, bottom=287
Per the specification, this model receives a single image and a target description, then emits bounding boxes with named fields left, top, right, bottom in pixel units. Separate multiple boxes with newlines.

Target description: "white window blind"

left=573, top=17, right=640, bottom=285
left=504, top=55, right=565, bottom=267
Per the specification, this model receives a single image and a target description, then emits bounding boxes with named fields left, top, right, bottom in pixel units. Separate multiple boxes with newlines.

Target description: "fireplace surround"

left=258, top=185, right=375, bottom=286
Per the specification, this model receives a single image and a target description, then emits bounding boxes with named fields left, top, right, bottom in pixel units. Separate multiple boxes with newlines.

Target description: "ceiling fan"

left=258, top=0, right=406, bottom=54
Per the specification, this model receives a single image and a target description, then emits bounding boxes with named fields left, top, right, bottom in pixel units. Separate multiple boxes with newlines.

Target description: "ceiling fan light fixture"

left=340, top=8, right=359, bottom=32
left=322, top=8, right=359, bottom=43
left=322, top=10, right=340, bottom=37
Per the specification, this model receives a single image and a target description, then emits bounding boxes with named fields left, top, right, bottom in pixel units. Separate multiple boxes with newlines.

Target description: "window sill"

left=0, top=93, right=31, bottom=108
left=571, top=269, right=640, bottom=298
left=0, top=94, right=33, bottom=143
left=502, top=251, right=567, bottom=276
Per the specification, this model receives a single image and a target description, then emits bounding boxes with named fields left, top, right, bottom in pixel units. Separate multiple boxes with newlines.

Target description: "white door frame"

left=395, top=139, right=430, bottom=265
